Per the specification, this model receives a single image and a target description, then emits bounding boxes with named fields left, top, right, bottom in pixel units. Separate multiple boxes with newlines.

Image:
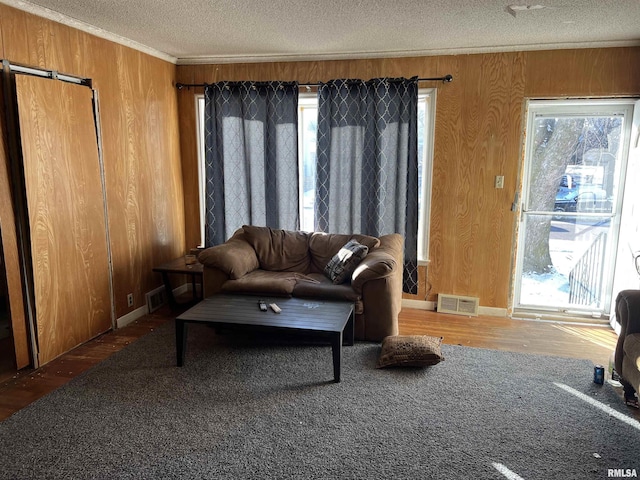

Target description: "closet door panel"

left=0, top=79, right=30, bottom=368
left=16, top=75, right=111, bottom=365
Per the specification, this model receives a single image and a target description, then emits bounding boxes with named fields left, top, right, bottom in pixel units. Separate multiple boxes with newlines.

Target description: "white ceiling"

left=3, top=0, right=640, bottom=64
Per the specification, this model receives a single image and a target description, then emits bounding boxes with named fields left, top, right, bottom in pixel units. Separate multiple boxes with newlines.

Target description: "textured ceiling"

left=4, top=0, right=640, bottom=64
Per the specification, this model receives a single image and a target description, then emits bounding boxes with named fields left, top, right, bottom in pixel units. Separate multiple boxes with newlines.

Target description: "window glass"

left=298, top=94, right=317, bottom=232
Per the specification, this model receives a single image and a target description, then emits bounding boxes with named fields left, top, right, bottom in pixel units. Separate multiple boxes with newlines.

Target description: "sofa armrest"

left=351, top=234, right=403, bottom=294
left=354, top=234, right=403, bottom=340
left=616, top=290, right=640, bottom=337
left=201, top=267, right=229, bottom=298
left=197, top=236, right=259, bottom=280
left=614, top=290, right=640, bottom=378
left=351, top=251, right=396, bottom=293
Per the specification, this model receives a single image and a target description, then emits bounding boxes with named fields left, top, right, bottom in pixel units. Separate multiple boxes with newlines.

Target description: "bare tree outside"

left=523, top=117, right=585, bottom=273
left=523, top=116, right=623, bottom=275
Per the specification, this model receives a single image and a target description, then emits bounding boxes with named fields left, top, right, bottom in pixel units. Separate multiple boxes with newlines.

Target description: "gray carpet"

left=0, top=322, right=638, bottom=480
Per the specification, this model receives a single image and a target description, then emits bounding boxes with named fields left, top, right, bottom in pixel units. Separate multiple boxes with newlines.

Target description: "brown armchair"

left=614, top=290, right=640, bottom=405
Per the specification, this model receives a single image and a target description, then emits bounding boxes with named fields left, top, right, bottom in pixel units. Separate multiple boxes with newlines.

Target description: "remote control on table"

left=258, top=300, right=268, bottom=312
left=269, top=303, right=281, bottom=313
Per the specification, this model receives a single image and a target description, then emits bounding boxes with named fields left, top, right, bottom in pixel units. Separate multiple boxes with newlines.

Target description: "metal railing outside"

left=568, top=232, right=607, bottom=307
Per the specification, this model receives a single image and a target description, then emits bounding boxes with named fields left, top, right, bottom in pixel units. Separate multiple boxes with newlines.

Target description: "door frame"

left=512, top=98, right=635, bottom=320
left=609, top=99, right=640, bottom=332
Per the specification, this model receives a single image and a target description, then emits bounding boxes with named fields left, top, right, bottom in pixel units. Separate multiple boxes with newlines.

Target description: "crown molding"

left=2, top=1, right=637, bottom=68
left=0, top=0, right=177, bottom=64
left=175, top=39, right=640, bottom=65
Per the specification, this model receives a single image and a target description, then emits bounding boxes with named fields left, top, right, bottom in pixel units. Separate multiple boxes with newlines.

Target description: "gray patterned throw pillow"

left=324, top=240, right=369, bottom=284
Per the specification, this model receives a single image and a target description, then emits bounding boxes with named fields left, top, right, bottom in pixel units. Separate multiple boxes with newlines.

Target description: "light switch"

left=495, top=175, right=504, bottom=189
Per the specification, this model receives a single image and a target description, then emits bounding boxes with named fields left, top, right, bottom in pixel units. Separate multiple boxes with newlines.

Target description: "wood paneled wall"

left=0, top=3, right=184, bottom=346
left=177, top=47, right=640, bottom=308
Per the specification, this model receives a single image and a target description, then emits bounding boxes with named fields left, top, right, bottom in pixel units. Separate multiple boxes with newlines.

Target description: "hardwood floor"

left=401, top=309, right=618, bottom=366
left=0, top=311, right=168, bottom=421
left=0, top=305, right=625, bottom=422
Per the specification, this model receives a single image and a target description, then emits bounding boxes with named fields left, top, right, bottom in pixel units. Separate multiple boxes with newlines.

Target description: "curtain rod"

left=176, top=75, right=453, bottom=90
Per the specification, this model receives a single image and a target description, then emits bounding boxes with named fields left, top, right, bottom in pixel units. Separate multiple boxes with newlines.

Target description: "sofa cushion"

left=292, top=273, right=361, bottom=302
left=308, top=232, right=380, bottom=273
left=243, top=225, right=311, bottom=272
left=623, top=333, right=640, bottom=369
left=376, top=335, right=445, bottom=368
left=324, top=240, right=369, bottom=284
left=197, top=229, right=259, bottom=279
left=221, top=269, right=306, bottom=295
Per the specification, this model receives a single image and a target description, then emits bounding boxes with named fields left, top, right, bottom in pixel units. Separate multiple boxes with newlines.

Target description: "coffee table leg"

left=176, top=319, right=187, bottom=367
left=344, top=309, right=355, bottom=346
left=331, top=331, right=343, bottom=383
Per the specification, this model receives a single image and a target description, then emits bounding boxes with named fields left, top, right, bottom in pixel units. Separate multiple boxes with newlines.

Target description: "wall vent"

left=436, top=294, right=479, bottom=317
left=146, top=285, right=167, bottom=313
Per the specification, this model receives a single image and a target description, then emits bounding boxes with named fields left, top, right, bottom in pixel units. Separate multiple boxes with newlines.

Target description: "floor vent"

left=146, top=286, right=167, bottom=313
left=437, top=294, right=479, bottom=317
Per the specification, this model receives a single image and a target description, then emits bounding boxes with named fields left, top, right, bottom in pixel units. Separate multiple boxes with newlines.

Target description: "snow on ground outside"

left=519, top=218, right=608, bottom=309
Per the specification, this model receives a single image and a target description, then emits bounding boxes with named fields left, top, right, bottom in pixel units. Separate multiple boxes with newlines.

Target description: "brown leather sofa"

left=614, top=290, right=640, bottom=402
left=197, top=225, right=403, bottom=341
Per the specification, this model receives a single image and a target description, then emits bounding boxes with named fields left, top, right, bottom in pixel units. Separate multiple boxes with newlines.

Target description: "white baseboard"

left=116, top=305, right=148, bottom=329
left=401, top=299, right=508, bottom=318
left=115, top=283, right=191, bottom=329
left=401, top=299, right=436, bottom=310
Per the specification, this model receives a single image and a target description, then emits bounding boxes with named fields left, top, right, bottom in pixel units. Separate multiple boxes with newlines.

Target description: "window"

left=297, top=94, right=318, bottom=233
left=196, top=94, right=206, bottom=247
left=417, top=89, right=436, bottom=264
left=196, top=89, right=436, bottom=263
left=297, top=89, right=435, bottom=262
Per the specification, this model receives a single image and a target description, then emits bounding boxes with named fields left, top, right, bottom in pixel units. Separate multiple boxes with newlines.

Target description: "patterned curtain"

left=203, top=81, right=299, bottom=246
left=315, top=77, right=419, bottom=294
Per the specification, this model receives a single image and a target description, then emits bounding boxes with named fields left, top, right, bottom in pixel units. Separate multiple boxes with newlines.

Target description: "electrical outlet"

left=127, top=293, right=134, bottom=307
left=495, top=175, right=505, bottom=189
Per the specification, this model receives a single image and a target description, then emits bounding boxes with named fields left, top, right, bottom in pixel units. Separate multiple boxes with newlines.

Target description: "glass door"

left=514, top=99, right=634, bottom=318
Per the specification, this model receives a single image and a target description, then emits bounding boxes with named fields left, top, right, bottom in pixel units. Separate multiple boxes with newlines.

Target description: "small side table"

left=153, top=257, right=204, bottom=310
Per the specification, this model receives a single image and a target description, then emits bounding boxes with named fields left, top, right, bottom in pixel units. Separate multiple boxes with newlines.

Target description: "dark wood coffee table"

left=175, top=294, right=354, bottom=382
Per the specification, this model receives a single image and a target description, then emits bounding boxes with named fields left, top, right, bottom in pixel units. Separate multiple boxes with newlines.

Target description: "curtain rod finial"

left=444, top=75, right=453, bottom=83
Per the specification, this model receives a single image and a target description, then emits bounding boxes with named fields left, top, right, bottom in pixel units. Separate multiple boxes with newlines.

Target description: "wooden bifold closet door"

left=15, top=75, right=112, bottom=365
